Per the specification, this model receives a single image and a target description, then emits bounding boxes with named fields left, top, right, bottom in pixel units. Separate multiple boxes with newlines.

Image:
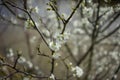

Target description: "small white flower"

left=49, top=32, right=70, bottom=51
left=71, top=66, right=83, bottom=77
left=69, top=62, right=73, bottom=66
left=54, top=32, right=70, bottom=44
left=27, top=61, right=33, bottom=68
left=83, top=7, right=93, bottom=18
left=49, top=41, right=61, bottom=51
left=35, top=22, right=39, bottom=27
left=42, top=29, right=50, bottom=37
left=63, top=32, right=70, bottom=40
left=52, top=53, right=61, bottom=59
left=18, top=56, right=26, bottom=63
left=7, top=48, right=14, bottom=57
left=49, top=74, right=55, bottom=80
left=34, top=6, right=39, bottom=13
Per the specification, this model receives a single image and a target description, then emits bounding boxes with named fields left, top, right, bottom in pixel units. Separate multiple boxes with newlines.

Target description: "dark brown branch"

left=1, top=0, right=27, bottom=20
left=50, top=51, right=55, bottom=75
left=13, top=53, right=21, bottom=68
left=4, top=0, right=53, bottom=52
left=61, top=0, right=83, bottom=34
left=1, top=62, right=48, bottom=79
left=23, top=0, right=27, bottom=10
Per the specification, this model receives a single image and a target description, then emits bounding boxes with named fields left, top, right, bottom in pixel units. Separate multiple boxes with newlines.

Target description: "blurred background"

left=0, top=0, right=120, bottom=80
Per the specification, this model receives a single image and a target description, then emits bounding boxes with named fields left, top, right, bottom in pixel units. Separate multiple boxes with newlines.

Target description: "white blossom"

left=52, top=53, right=61, bottom=59
left=42, top=29, right=50, bottom=37
left=27, top=61, right=33, bottom=68
left=49, top=32, right=70, bottom=51
left=71, top=66, right=84, bottom=77
left=83, top=7, right=93, bottom=18
left=35, top=22, right=40, bottom=27
left=54, top=32, right=70, bottom=44
left=7, top=48, right=14, bottom=57
left=49, top=41, right=61, bottom=51
left=63, top=32, right=70, bottom=40
left=34, top=6, right=39, bottom=13
left=49, top=74, right=55, bottom=80
left=18, top=56, right=26, bottom=63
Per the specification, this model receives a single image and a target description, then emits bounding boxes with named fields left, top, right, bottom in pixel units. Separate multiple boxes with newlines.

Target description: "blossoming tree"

left=0, top=0, right=120, bottom=80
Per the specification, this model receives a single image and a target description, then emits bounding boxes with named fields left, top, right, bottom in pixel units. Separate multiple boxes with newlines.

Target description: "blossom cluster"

left=71, top=66, right=84, bottom=78
left=49, top=32, right=70, bottom=51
